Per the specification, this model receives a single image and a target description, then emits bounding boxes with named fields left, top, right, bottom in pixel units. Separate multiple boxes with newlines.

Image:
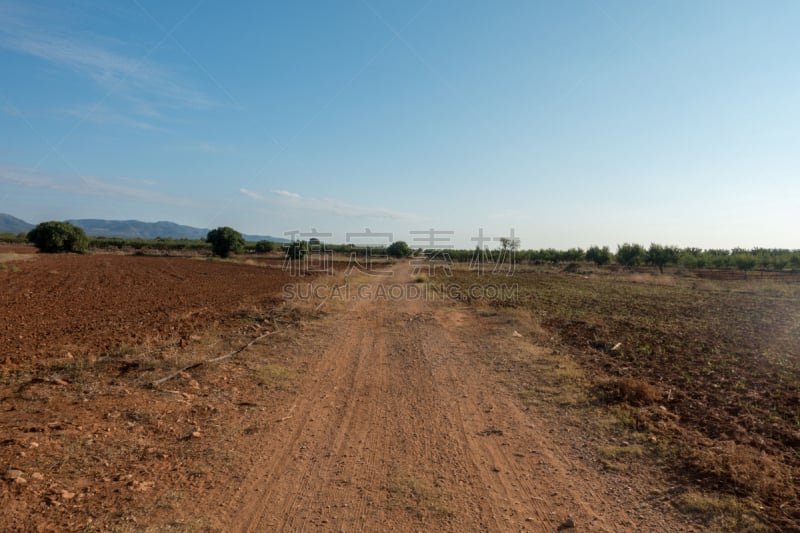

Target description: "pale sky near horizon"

left=1, top=1, right=798, bottom=249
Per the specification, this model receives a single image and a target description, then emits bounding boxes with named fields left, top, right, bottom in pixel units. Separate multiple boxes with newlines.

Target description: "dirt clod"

left=5, top=469, right=24, bottom=480
left=557, top=516, right=575, bottom=530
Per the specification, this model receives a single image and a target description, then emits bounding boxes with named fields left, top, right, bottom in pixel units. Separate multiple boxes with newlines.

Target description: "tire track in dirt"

left=371, top=287, right=607, bottom=531
left=227, top=275, right=396, bottom=532
left=219, top=262, right=692, bottom=532
left=276, top=308, right=391, bottom=532
left=407, top=307, right=610, bottom=531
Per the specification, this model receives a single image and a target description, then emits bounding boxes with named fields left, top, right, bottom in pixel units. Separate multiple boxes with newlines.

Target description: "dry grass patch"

left=607, top=404, right=654, bottom=433
left=598, top=444, right=645, bottom=472
left=677, top=491, right=769, bottom=532
left=255, top=363, right=296, bottom=390
left=599, top=444, right=645, bottom=458
left=593, top=377, right=659, bottom=406
left=516, top=352, right=587, bottom=408
left=689, top=441, right=796, bottom=501
left=387, top=475, right=452, bottom=520
left=0, top=252, right=35, bottom=263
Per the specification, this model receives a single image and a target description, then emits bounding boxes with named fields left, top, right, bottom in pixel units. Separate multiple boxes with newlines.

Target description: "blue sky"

left=1, top=0, right=798, bottom=249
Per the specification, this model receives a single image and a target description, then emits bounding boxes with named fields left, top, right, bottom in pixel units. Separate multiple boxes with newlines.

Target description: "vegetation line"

left=6, top=223, right=799, bottom=272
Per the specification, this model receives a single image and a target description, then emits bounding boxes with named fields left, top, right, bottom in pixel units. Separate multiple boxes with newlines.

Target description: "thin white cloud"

left=272, top=189, right=302, bottom=200
left=239, top=188, right=263, bottom=200
left=1, top=104, right=23, bottom=118
left=62, top=104, right=163, bottom=131
left=0, top=3, right=211, bottom=120
left=0, top=165, right=190, bottom=206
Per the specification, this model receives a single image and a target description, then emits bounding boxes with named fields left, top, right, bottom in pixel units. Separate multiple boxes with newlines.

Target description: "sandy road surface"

left=193, top=261, right=692, bottom=532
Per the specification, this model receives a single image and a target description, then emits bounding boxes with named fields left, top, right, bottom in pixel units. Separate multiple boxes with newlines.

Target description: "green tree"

left=586, top=245, right=612, bottom=266
left=707, top=249, right=732, bottom=268
left=27, top=221, right=88, bottom=253
left=254, top=240, right=274, bottom=253
left=498, top=237, right=520, bottom=252
left=733, top=254, right=757, bottom=279
left=285, top=240, right=306, bottom=259
left=561, top=248, right=585, bottom=262
left=646, top=243, right=679, bottom=274
left=790, top=253, right=800, bottom=271
left=206, top=226, right=245, bottom=258
left=679, top=253, right=704, bottom=269
left=616, top=243, right=645, bottom=267
left=772, top=253, right=790, bottom=271
left=387, top=240, right=412, bottom=258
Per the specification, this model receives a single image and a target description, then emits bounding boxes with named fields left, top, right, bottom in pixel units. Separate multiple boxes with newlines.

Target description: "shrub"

left=387, top=241, right=412, bottom=258
left=27, top=221, right=88, bottom=253
left=594, top=378, right=659, bottom=406
left=564, top=247, right=585, bottom=262
left=616, top=243, right=645, bottom=267
left=0, top=233, right=25, bottom=243
left=206, top=226, right=245, bottom=258
left=586, top=245, right=612, bottom=266
left=285, top=241, right=305, bottom=259
left=679, top=251, right=706, bottom=269
left=254, top=240, right=274, bottom=253
left=646, top=243, right=679, bottom=274
left=733, top=254, right=757, bottom=277
left=709, top=253, right=732, bottom=268
left=772, top=255, right=790, bottom=271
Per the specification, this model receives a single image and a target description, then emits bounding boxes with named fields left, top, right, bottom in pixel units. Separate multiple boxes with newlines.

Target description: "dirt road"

left=193, top=261, right=692, bottom=532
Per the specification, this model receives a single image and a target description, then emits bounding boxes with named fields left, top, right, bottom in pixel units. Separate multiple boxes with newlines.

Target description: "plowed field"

left=1, top=253, right=291, bottom=366
left=1, top=251, right=766, bottom=531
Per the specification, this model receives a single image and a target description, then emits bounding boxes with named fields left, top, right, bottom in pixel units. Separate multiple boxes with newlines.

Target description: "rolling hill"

left=0, top=214, right=287, bottom=243
left=0, top=213, right=34, bottom=234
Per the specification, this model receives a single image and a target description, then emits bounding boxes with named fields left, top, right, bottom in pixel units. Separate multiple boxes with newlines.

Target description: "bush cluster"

left=387, top=241, right=412, bottom=258
left=254, top=240, right=274, bottom=253
left=27, top=221, right=88, bottom=253
left=89, top=237, right=211, bottom=251
left=206, top=227, right=245, bottom=258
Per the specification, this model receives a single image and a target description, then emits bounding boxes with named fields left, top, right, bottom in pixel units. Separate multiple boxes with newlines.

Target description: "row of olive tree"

left=450, top=243, right=799, bottom=273
left=21, top=222, right=799, bottom=272
left=90, top=236, right=211, bottom=251
left=394, top=242, right=799, bottom=273
left=558, top=244, right=800, bottom=273
left=612, top=243, right=678, bottom=273
left=0, top=232, right=29, bottom=244
left=607, top=244, right=800, bottom=273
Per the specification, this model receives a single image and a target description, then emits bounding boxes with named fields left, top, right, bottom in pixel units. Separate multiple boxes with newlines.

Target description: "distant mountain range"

left=0, top=213, right=33, bottom=234
left=0, top=213, right=288, bottom=243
